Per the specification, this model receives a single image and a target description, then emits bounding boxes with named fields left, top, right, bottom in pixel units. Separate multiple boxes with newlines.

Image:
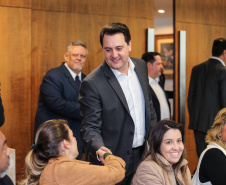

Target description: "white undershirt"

left=111, top=58, right=145, bottom=147
left=148, top=76, right=170, bottom=120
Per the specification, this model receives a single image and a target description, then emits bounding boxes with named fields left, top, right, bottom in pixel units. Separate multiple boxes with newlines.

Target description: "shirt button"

left=127, top=150, right=130, bottom=155
left=130, top=131, right=134, bottom=136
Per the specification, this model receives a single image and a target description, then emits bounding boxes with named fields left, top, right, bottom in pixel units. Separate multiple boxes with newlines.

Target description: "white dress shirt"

left=148, top=76, right=170, bottom=120
left=64, top=63, right=82, bottom=80
left=111, top=58, right=145, bottom=148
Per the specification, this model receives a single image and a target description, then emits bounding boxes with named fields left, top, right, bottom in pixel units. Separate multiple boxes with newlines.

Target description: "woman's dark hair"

left=145, top=120, right=189, bottom=185
left=99, top=23, right=131, bottom=47
left=19, top=119, right=69, bottom=185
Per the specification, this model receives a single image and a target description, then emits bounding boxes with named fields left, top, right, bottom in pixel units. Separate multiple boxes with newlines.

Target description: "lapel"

left=60, top=63, right=78, bottom=91
left=149, top=85, right=158, bottom=100
left=133, top=58, right=149, bottom=105
left=101, top=61, right=130, bottom=114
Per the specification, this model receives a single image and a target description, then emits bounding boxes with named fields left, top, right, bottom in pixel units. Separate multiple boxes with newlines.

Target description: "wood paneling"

left=32, top=0, right=154, bottom=19
left=0, top=6, right=31, bottom=178
left=175, top=0, right=226, bottom=173
left=32, top=0, right=71, bottom=12
left=71, top=0, right=153, bottom=19
left=0, top=0, right=31, bottom=8
left=176, top=0, right=226, bottom=26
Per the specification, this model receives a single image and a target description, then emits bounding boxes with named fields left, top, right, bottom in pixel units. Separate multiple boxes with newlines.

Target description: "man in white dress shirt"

left=142, top=52, right=171, bottom=122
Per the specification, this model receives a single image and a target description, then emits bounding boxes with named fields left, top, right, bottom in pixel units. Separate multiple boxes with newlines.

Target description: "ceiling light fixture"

left=158, top=9, right=165, bottom=13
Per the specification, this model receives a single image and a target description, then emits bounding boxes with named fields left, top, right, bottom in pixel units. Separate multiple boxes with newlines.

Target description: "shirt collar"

left=148, top=76, right=159, bottom=85
left=64, top=63, right=81, bottom=80
left=211, top=56, right=225, bottom=66
left=111, top=57, right=134, bottom=77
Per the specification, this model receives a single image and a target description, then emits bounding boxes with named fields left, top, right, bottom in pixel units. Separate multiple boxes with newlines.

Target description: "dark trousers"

left=194, top=130, right=207, bottom=158
left=117, top=145, right=144, bottom=185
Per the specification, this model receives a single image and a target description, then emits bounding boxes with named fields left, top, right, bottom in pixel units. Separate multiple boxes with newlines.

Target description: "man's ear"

left=64, top=53, right=68, bottom=62
left=62, top=139, right=70, bottom=149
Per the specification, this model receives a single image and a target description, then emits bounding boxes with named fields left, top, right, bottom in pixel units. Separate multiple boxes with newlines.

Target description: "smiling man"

left=79, top=23, right=157, bottom=185
left=34, top=40, right=88, bottom=160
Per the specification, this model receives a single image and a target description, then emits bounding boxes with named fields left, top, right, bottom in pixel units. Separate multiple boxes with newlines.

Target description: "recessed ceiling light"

left=158, top=9, right=165, bottom=13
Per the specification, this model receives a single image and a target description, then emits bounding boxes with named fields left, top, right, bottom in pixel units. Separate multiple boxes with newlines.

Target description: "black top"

left=199, top=148, right=226, bottom=185
left=0, top=96, right=4, bottom=127
left=0, top=175, right=13, bottom=185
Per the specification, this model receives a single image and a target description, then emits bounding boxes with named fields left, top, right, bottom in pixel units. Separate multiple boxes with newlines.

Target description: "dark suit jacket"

left=188, top=58, right=226, bottom=133
left=35, top=62, right=85, bottom=159
left=79, top=58, right=157, bottom=169
left=0, top=96, right=5, bottom=127
left=149, top=84, right=171, bottom=122
left=0, top=175, right=13, bottom=185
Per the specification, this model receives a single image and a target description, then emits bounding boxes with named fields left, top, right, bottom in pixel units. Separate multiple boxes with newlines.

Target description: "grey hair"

left=66, top=40, right=88, bottom=55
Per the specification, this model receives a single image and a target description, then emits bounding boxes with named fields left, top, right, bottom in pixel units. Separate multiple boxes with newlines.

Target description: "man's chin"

left=0, top=167, right=9, bottom=178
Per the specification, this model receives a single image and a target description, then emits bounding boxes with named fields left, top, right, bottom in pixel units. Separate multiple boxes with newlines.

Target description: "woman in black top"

left=192, top=108, right=226, bottom=185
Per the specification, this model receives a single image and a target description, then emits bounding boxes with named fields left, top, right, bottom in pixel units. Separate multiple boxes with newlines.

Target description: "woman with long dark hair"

left=131, top=120, right=191, bottom=185
left=19, top=119, right=125, bottom=185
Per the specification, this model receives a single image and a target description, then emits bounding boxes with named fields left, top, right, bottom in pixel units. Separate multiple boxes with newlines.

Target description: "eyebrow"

left=163, top=137, right=182, bottom=141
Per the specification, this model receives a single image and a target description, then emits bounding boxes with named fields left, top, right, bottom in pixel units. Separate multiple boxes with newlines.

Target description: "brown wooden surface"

left=0, top=6, right=32, bottom=179
left=174, top=0, right=226, bottom=173
left=0, top=1, right=154, bottom=183
left=0, top=0, right=31, bottom=7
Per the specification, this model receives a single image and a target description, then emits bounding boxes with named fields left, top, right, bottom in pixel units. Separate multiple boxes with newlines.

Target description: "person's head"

left=146, top=120, right=188, bottom=185
left=21, top=119, right=78, bottom=185
left=99, top=23, right=131, bottom=74
left=147, top=120, right=185, bottom=165
left=142, top=52, right=163, bottom=79
left=212, top=38, right=226, bottom=61
left=206, top=108, right=226, bottom=149
left=64, top=40, right=88, bottom=74
left=33, top=119, right=78, bottom=160
left=0, top=130, right=11, bottom=178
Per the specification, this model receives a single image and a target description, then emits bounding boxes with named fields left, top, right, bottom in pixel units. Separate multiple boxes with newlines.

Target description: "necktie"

left=75, top=75, right=81, bottom=88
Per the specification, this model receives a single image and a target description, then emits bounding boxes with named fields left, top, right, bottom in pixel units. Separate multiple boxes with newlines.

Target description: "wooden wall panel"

left=71, top=0, right=153, bottom=19
left=32, top=0, right=154, bottom=19
left=174, top=0, right=226, bottom=173
left=176, top=0, right=226, bottom=26
left=0, top=6, right=31, bottom=180
left=0, top=0, right=31, bottom=8
left=32, top=0, right=71, bottom=12
left=31, top=10, right=72, bottom=138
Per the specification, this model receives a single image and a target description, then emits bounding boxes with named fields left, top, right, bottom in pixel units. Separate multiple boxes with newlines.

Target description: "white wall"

left=154, top=17, right=173, bottom=35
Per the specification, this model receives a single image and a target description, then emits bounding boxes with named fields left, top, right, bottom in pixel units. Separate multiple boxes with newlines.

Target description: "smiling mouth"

left=111, top=58, right=120, bottom=62
left=170, top=152, right=180, bottom=156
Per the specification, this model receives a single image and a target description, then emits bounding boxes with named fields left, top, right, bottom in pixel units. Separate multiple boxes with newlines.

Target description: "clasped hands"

left=96, top=146, right=112, bottom=165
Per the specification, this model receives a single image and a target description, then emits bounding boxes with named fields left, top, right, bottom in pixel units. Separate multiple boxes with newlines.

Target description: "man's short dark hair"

left=212, top=38, right=226, bottom=57
left=141, top=52, right=161, bottom=64
left=99, top=23, right=131, bottom=47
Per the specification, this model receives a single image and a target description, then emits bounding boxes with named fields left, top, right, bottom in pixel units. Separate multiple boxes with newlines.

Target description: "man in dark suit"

left=142, top=52, right=171, bottom=122
left=34, top=40, right=88, bottom=160
left=0, top=130, right=13, bottom=185
left=188, top=38, right=226, bottom=157
left=79, top=23, right=157, bottom=185
left=0, top=97, right=5, bottom=127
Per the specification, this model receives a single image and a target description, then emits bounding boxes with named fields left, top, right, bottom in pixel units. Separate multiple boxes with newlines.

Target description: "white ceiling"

left=154, top=0, right=173, bottom=18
